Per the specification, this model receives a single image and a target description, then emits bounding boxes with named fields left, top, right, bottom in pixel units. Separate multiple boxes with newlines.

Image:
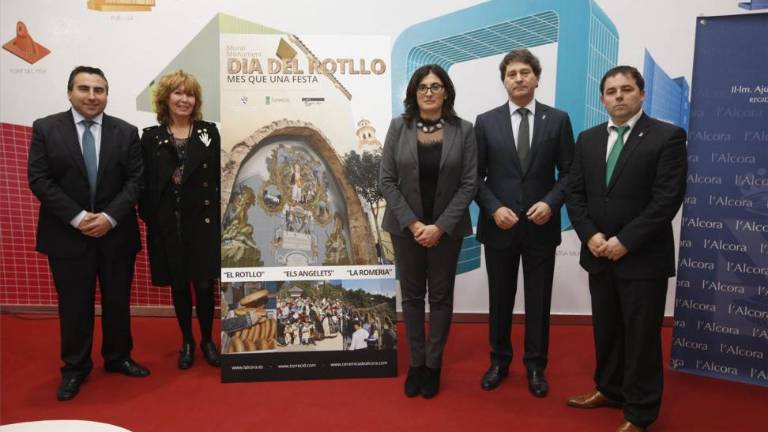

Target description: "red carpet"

left=1, top=315, right=765, bottom=431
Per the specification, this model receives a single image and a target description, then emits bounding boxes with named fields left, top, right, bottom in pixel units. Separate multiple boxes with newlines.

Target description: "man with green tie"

left=565, top=66, right=687, bottom=432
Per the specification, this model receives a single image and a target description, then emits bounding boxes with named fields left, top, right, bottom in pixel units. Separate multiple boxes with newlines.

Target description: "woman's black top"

left=417, top=140, right=443, bottom=224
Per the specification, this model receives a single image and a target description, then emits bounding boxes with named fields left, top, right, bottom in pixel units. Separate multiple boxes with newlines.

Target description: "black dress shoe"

left=404, top=366, right=423, bottom=397
left=201, top=341, right=221, bottom=367
left=105, top=359, right=150, bottom=377
left=527, top=369, right=549, bottom=397
left=420, top=367, right=441, bottom=399
left=178, top=342, right=194, bottom=370
left=57, top=376, right=84, bottom=401
left=481, top=365, right=508, bottom=390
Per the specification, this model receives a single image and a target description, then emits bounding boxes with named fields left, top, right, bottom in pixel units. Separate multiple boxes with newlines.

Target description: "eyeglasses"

left=417, top=83, right=444, bottom=94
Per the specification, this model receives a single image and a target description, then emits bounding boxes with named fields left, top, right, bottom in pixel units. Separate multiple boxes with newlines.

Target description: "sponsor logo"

left=710, top=152, right=756, bottom=164
left=707, top=195, right=753, bottom=208
left=726, top=261, right=768, bottom=276
left=693, top=131, right=732, bottom=142
left=683, top=217, right=723, bottom=230
left=697, top=320, right=740, bottom=335
left=715, top=106, right=763, bottom=118
left=730, top=304, right=768, bottom=320
left=679, top=257, right=715, bottom=270
left=301, top=97, right=325, bottom=106
left=675, top=298, right=716, bottom=312
left=696, top=360, right=738, bottom=375
left=720, top=344, right=763, bottom=359
left=702, top=239, right=747, bottom=252
left=735, top=174, right=768, bottom=187
left=735, top=220, right=768, bottom=232
left=750, top=368, right=768, bottom=381
left=688, top=173, right=722, bottom=184
left=673, top=337, right=708, bottom=350
left=744, top=130, right=768, bottom=142
left=700, top=280, right=745, bottom=294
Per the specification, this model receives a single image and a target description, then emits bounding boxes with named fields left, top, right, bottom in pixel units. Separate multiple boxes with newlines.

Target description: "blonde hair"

left=153, top=70, right=203, bottom=125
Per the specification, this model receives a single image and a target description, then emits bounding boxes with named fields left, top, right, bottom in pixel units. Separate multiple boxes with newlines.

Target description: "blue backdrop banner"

left=670, top=13, right=768, bottom=387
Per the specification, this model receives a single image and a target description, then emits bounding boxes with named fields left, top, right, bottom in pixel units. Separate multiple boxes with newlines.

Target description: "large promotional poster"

left=670, top=13, right=768, bottom=387
left=217, top=34, right=397, bottom=381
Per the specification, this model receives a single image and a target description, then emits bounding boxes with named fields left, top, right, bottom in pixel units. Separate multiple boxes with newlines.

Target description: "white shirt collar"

left=509, top=99, right=536, bottom=117
left=71, top=108, right=103, bottom=126
left=606, top=109, right=642, bottom=132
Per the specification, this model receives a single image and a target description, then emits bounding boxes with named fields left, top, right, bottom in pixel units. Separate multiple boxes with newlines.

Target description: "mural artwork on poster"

left=218, top=34, right=396, bottom=382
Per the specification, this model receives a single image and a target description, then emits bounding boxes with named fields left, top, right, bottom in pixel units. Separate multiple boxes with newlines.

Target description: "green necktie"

left=605, top=125, right=629, bottom=185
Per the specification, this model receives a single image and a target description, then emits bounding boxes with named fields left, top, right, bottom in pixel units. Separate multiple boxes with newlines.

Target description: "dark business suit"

left=28, top=109, right=143, bottom=379
left=475, top=101, right=574, bottom=371
left=379, top=116, right=478, bottom=368
left=565, top=112, right=687, bottom=427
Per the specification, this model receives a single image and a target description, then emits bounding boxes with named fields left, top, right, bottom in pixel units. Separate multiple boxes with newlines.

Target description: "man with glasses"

left=474, top=49, right=574, bottom=397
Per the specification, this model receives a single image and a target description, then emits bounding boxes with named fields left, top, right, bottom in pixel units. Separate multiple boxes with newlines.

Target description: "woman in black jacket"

left=139, top=70, right=221, bottom=369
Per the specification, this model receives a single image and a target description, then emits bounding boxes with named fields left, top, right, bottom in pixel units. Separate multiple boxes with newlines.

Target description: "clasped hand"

left=409, top=221, right=443, bottom=248
left=493, top=201, right=552, bottom=230
left=78, top=212, right=112, bottom=238
left=587, top=233, right=628, bottom=261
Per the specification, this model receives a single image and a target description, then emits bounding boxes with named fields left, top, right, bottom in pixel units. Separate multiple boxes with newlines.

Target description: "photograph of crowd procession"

left=221, top=279, right=395, bottom=354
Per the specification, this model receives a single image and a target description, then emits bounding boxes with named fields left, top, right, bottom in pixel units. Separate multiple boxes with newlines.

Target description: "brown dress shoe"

left=616, top=420, right=646, bottom=432
left=566, top=390, right=622, bottom=409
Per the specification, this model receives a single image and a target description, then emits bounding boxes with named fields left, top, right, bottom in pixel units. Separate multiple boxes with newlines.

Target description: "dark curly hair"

left=402, top=64, right=458, bottom=125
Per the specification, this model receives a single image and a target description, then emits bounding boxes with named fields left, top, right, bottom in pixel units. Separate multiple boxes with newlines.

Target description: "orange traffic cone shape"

left=3, top=21, right=50, bottom=64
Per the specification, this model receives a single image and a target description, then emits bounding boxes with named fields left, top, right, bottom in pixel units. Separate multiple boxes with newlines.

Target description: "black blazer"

left=378, top=116, right=478, bottom=239
left=474, top=101, right=574, bottom=248
left=28, top=110, right=143, bottom=258
left=138, top=121, right=221, bottom=285
left=565, top=113, right=687, bottom=279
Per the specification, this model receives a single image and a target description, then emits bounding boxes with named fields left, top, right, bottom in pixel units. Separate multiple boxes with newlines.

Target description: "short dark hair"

left=499, top=49, right=542, bottom=81
left=599, top=65, right=644, bottom=94
left=402, top=64, right=458, bottom=125
left=67, top=66, right=109, bottom=93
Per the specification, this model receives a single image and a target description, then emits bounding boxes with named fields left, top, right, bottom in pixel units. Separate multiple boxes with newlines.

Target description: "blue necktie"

left=81, top=120, right=97, bottom=207
left=606, top=125, right=629, bottom=185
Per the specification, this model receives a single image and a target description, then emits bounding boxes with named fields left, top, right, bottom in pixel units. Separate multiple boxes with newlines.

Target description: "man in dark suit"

left=28, top=66, right=150, bottom=402
left=565, top=66, right=687, bottom=432
left=475, top=49, right=574, bottom=397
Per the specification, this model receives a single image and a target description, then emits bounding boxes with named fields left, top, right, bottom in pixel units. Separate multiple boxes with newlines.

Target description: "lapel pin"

left=199, top=129, right=211, bottom=147
left=639, top=132, right=644, bottom=137
left=542, top=114, right=547, bottom=119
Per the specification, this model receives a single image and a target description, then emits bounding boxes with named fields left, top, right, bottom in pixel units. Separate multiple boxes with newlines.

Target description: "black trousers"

left=589, top=270, right=668, bottom=428
left=49, top=247, right=136, bottom=379
left=392, top=233, right=462, bottom=369
left=484, top=225, right=555, bottom=371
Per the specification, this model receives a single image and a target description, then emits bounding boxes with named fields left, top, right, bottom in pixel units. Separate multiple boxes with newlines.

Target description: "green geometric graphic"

left=136, top=13, right=282, bottom=122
